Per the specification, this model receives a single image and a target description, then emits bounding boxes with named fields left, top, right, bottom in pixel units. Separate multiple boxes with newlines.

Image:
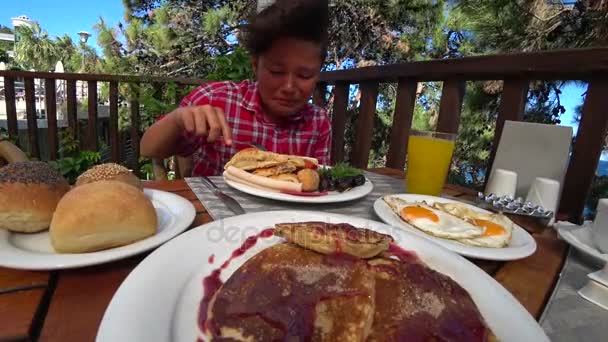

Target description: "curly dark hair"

left=240, top=0, right=329, bottom=60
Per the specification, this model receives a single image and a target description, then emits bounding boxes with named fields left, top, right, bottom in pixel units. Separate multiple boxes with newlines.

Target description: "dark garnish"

left=317, top=163, right=365, bottom=192
left=336, top=177, right=353, bottom=192
left=353, top=174, right=366, bottom=186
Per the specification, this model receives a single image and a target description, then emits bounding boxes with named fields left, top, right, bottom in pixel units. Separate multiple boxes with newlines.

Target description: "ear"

left=251, top=56, right=259, bottom=79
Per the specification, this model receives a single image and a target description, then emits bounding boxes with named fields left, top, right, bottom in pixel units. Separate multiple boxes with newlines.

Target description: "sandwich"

left=223, top=148, right=321, bottom=194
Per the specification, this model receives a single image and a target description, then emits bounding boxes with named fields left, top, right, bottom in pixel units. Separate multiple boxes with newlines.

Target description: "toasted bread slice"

left=270, top=173, right=300, bottom=183
left=224, top=148, right=289, bottom=171
left=274, top=222, right=393, bottom=258
left=252, top=162, right=297, bottom=177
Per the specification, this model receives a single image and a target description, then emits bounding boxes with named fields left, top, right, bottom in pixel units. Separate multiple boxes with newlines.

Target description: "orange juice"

left=406, top=132, right=456, bottom=196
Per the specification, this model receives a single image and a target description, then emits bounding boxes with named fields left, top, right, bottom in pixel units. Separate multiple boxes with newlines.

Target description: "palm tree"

left=13, top=23, right=60, bottom=72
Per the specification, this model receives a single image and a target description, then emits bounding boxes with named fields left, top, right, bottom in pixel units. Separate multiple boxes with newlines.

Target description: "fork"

left=200, top=176, right=246, bottom=215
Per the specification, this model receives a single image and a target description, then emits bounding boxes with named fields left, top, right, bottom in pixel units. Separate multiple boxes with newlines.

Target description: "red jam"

left=387, top=242, right=419, bottom=263
left=198, top=228, right=275, bottom=334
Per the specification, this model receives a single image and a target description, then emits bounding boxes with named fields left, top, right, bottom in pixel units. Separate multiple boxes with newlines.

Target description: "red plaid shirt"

left=172, top=80, right=332, bottom=176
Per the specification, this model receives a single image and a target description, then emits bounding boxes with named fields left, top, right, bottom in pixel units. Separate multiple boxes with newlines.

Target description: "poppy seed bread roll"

left=50, top=181, right=157, bottom=253
left=0, top=161, right=70, bottom=233
left=75, top=163, right=142, bottom=189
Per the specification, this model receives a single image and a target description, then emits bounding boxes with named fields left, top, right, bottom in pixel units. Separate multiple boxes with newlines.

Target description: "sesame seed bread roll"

left=75, top=163, right=141, bottom=189
left=0, top=161, right=71, bottom=233
left=50, top=181, right=157, bottom=253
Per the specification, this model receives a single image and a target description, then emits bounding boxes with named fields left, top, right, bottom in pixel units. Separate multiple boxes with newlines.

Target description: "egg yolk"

left=401, top=206, right=439, bottom=222
left=472, top=219, right=504, bottom=236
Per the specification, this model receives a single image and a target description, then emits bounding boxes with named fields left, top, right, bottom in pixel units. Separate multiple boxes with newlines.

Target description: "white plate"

left=223, top=171, right=373, bottom=204
left=556, top=221, right=608, bottom=265
left=97, top=210, right=548, bottom=342
left=0, top=189, right=196, bottom=270
left=373, top=194, right=537, bottom=261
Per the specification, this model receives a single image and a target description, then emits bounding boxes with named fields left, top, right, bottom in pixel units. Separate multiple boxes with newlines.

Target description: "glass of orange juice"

left=406, top=130, right=456, bottom=196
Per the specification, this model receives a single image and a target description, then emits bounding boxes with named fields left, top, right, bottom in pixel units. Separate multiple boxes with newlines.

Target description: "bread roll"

left=0, top=161, right=70, bottom=233
left=75, top=163, right=141, bottom=189
left=50, top=181, right=157, bottom=253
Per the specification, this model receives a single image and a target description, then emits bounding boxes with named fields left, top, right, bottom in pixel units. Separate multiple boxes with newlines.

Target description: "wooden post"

left=330, top=82, right=349, bottom=164
left=3, top=76, right=18, bottom=142
left=87, top=81, right=98, bottom=151
left=559, top=79, right=608, bottom=223
left=24, top=78, right=39, bottom=159
left=109, top=82, right=120, bottom=163
left=386, top=78, right=418, bottom=170
left=351, top=82, right=378, bottom=168
left=45, top=79, right=58, bottom=160
left=437, top=80, right=466, bottom=134
left=66, top=79, right=78, bottom=138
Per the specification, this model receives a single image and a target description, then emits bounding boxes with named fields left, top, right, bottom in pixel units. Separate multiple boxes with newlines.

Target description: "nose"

left=282, top=74, right=295, bottom=93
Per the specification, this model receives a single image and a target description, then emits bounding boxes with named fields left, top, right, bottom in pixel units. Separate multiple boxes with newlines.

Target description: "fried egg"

left=433, top=202, right=513, bottom=248
left=382, top=196, right=484, bottom=240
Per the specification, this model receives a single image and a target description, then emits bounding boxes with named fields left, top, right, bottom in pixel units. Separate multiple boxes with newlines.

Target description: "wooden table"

left=0, top=168, right=568, bottom=342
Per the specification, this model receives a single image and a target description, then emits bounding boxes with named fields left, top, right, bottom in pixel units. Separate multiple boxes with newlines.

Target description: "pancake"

left=206, top=243, right=376, bottom=341
left=205, top=221, right=495, bottom=342
left=367, top=257, right=494, bottom=341
left=274, top=222, right=393, bottom=259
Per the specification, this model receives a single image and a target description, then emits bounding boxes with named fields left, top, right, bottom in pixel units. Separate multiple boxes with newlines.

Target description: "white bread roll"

left=75, top=163, right=142, bottom=189
left=50, top=180, right=157, bottom=253
left=0, top=161, right=70, bottom=233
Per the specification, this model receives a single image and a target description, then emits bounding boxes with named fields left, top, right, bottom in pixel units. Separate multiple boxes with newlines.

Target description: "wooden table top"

left=0, top=168, right=568, bottom=342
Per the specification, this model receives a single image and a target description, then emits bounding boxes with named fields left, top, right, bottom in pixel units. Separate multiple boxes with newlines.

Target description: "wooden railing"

left=0, top=71, right=205, bottom=172
left=314, top=47, right=608, bottom=223
left=2, top=47, right=608, bottom=222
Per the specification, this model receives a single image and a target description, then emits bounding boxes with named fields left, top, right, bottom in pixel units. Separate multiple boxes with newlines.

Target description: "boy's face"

left=253, top=37, right=323, bottom=118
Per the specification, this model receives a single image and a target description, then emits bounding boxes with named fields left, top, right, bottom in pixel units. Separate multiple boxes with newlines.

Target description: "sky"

left=0, top=0, right=125, bottom=51
left=0, top=0, right=588, bottom=136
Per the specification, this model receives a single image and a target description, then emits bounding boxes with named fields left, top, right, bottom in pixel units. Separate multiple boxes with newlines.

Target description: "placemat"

left=185, top=171, right=406, bottom=221
left=540, top=248, right=608, bottom=342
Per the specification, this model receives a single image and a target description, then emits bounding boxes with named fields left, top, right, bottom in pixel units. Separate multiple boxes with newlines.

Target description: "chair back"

left=488, top=120, right=573, bottom=202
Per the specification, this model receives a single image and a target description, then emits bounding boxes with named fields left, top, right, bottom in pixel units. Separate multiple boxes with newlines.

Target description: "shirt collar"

left=241, top=80, right=306, bottom=125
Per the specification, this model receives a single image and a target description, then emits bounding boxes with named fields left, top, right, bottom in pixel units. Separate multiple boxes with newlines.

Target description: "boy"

left=140, top=0, right=331, bottom=176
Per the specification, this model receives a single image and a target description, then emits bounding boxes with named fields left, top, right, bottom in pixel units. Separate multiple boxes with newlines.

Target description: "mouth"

left=275, top=98, right=296, bottom=107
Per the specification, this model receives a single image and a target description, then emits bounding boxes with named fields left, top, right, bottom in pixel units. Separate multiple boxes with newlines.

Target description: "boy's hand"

left=172, top=105, right=233, bottom=145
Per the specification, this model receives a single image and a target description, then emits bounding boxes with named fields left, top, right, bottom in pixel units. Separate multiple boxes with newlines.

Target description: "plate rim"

left=0, top=189, right=196, bottom=270
left=373, top=193, right=537, bottom=261
left=96, top=210, right=548, bottom=342
left=222, top=170, right=374, bottom=204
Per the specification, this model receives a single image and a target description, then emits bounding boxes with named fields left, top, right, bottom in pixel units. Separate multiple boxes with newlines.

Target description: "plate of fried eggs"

left=373, top=194, right=536, bottom=260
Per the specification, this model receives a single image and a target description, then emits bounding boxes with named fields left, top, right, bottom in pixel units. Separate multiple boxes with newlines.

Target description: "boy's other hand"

left=172, top=105, right=233, bottom=145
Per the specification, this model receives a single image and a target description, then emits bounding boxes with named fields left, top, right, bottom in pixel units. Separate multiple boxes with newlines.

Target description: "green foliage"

left=12, top=23, right=98, bottom=72
left=0, top=49, right=8, bottom=63
left=49, top=129, right=101, bottom=184
left=49, top=152, right=101, bottom=184
left=206, top=47, right=253, bottom=81
left=319, top=162, right=363, bottom=179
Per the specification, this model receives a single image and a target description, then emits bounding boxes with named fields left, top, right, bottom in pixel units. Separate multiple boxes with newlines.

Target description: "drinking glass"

left=406, top=130, right=457, bottom=196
